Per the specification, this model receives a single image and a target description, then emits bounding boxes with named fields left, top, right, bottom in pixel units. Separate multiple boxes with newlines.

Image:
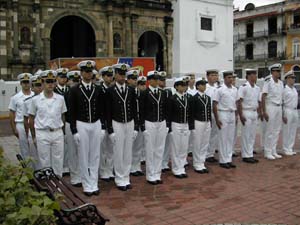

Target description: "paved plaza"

left=1, top=118, right=300, bottom=225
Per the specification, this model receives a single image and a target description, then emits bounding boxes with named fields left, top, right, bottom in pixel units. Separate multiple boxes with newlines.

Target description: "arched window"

left=293, top=38, right=300, bottom=58
left=268, top=41, right=277, bottom=58
left=113, top=33, right=121, bottom=49
left=292, top=65, right=300, bottom=83
left=20, top=27, right=30, bottom=44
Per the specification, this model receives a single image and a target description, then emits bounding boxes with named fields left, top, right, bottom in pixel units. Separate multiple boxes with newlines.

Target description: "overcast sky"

left=233, top=0, right=284, bottom=10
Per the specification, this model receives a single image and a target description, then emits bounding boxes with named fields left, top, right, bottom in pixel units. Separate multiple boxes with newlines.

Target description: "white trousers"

left=28, top=132, right=40, bottom=170
left=65, top=122, right=81, bottom=185
left=241, top=110, right=257, bottom=158
left=192, top=121, right=211, bottom=170
left=282, top=108, right=298, bottom=153
left=131, top=130, right=144, bottom=173
left=162, top=132, right=171, bottom=169
left=207, top=116, right=218, bottom=158
left=218, top=111, right=236, bottom=164
left=112, top=120, right=134, bottom=187
left=36, top=129, right=64, bottom=177
left=260, top=119, right=267, bottom=151
left=16, top=122, right=30, bottom=159
left=99, top=131, right=114, bottom=179
left=63, top=134, right=69, bottom=172
left=144, top=120, right=168, bottom=182
left=170, top=123, right=190, bottom=175
left=264, top=105, right=282, bottom=157
left=77, top=120, right=102, bottom=192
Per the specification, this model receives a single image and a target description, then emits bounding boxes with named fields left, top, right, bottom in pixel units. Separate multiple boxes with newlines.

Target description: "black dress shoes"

left=101, top=178, right=111, bottom=182
left=84, top=191, right=93, bottom=197
left=206, top=157, right=218, bottom=163
left=219, top=163, right=231, bottom=169
left=162, top=168, right=171, bottom=173
left=130, top=171, right=140, bottom=176
left=93, top=190, right=100, bottom=196
left=243, top=158, right=256, bottom=164
left=156, top=180, right=163, bottom=184
left=232, top=153, right=238, bottom=157
left=72, top=183, right=82, bottom=187
left=117, top=186, right=127, bottom=191
left=147, top=180, right=158, bottom=185
left=188, top=152, right=193, bottom=157
left=227, top=162, right=236, bottom=168
left=252, top=157, right=259, bottom=163
left=174, top=174, right=188, bottom=179
left=126, top=184, right=132, bottom=189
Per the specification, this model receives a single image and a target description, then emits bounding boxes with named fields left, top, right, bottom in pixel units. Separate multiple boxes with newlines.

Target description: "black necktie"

left=62, top=87, right=65, bottom=93
left=154, top=89, right=158, bottom=98
left=181, top=96, right=184, bottom=102
left=121, top=86, right=124, bottom=95
left=86, top=85, right=90, bottom=91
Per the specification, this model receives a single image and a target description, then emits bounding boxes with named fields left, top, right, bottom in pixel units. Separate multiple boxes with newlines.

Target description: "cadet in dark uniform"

left=167, top=77, right=193, bottom=178
left=54, top=68, right=69, bottom=95
left=105, top=63, right=138, bottom=191
left=139, top=71, right=168, bottom=185
left=69, top=60, right=106, bottom=196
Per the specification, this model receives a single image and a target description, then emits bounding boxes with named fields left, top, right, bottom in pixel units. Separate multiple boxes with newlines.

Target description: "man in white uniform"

left=9, top=73, right=34, bottom=159
left=237, top=69, right=260, bottom=163
left=213, top=71, right=238, bottom=169
left=262, top=63, right=284, bottom=160
left=282, top=70, right=298, bottom=156
left=29, top=70, right=67, bottom=177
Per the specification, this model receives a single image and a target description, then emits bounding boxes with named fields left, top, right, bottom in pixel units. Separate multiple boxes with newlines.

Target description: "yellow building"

left=284, top=0, right=300, bottom=82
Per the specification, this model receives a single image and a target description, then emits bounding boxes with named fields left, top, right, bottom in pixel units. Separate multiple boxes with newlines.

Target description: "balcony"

left=235, top=52, right=286, bottom=62
left=287, top=23, right=300, bottom=34
left=135, top=1, right=172, bottom=11
left=234, top=28, right=284, bottom=41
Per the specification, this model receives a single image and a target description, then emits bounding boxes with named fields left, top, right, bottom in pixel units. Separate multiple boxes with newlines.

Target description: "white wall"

left=0, top=80, right=20, bottom=113
left=172, top=0, right=234, bottom=77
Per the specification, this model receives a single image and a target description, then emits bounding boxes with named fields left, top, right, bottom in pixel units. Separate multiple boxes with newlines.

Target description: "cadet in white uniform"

left=282, top=70, right=298, bottom=156
left=205, top=69, right=219, bottom=163
left=98, top=66, right=115, bottom=181
left=29, top=70, right=67, bottom=177
left=9, top=73, right=34, bottom=159
left=213, top=71, right=238, bottom=169
left=262, top=63, right=284, bottom=160
left=64, top=70, right=82, bottom=187
left=237, top=69, right=260, bottom=163
left=23, top=74, right=43, bottom=169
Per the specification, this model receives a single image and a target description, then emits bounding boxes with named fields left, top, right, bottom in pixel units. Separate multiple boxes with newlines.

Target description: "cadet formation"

left=9, top=61, right=299, bottom=196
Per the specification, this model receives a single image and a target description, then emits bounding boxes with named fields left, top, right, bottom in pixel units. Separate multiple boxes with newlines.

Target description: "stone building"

left=0, top=0, right=173, bottom=80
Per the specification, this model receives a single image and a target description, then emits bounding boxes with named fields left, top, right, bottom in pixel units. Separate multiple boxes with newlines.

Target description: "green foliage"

left=0, top=147, right=60, bottom=225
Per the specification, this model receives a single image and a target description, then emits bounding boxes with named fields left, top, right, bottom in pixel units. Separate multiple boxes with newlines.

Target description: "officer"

left=65, top=70, right=82, bottom=187
left=282, top=70, right=298, bottom=156
left=28, top=70, right=67, bottom=177
left=167, top=77, right=192, bottom=178
left=262, top=63, right=284, bottom=160
left=106, top=63, right=138, bottom=191
left=139, top=70, right=168, bottom=185
left=205, top=69, right=219, bottom=163
left=23, top=74, right=43, bottom=169
left=69, top=60, right=106, bottom=196
left=9, top=73, right=34, bottom=159
left=190, top=78, right=211, bottom=174
left=237, top=69, right=260, bottom=163
left=54, top=68, right=69, bottom=95
left=186, top=73, right=197, bottom=96
left=98, top=66, right=115, bottom=181
left=125, top=70, right=145, bottom=176
left=213, top=70, right=238, bottom=169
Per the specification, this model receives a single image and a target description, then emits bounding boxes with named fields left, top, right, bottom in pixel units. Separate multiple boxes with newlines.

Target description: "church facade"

left=0, top=0, right=173, bottom=80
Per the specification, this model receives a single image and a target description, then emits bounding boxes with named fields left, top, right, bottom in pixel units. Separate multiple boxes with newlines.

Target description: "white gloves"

left=133, top=131, right=138, bottom=140
left=109, top=133, right=116, bottom=144
left=73, top=133, right=80, bottom=146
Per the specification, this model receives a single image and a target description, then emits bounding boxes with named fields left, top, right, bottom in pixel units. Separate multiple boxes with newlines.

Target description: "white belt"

left=284, top=107, right=297, bottom=110
left=218, top=109, right=235, bottom=113
left=267, top=102, right=282, bottom=107
left=36, top=127, right=62, bottom=132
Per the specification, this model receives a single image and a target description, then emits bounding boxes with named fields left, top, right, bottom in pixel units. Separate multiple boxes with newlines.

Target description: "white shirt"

left=213, top=84, right=238, bottom=111
left=29, top=92, right=67, bottom=129
left=81, top=80, right=92, bottom=90
left=149, top=85, right=158, bottom=94
left=23, top=95, right=36, bottom=117
left=283, top=85, right=298, bottom=109
left=187, top=86, right=197, bottom=96
left=115, top=82, right=126, bottom=93
left=238, top=81, right=260, bottom=110
left=8, top=91, right=34, bottom=122
left=262, top=76, right=284, bottom=105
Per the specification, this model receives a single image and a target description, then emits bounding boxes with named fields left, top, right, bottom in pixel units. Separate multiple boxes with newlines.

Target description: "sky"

left=233, top=0, right=284, bottom=10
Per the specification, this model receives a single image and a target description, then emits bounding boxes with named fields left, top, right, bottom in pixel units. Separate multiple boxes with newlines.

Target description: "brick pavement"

left=1, top=119, right=300, bottom=225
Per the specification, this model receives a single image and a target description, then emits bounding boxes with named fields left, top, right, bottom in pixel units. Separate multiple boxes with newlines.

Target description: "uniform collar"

left=57, top=84, right=66, bottom=90
left=198, top=91, right=205, bottom=96
left=81, top=80, right=92, bottom=89
left=116, top=82, right=126, bottom=91
left=176, top=92, right=184, bottom=98
left=40, top=91, right=56, bottom=100
left=149, top=85, right=158, bottom=93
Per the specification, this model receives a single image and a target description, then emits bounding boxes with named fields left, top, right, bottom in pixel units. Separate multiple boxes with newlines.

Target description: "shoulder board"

left=242, top=83, right=247, bottom=87
left=264, top=77, right=271, bottom=82
left=24, top=96, right=33, bottom=102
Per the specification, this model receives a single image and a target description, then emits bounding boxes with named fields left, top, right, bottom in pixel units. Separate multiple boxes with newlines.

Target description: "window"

left=293, top=65, right=300, bottom=83
left=113, top=33, right=121, bottom=49
left=20, top=27, right=30, bottom=44
left=234, top=69, right=242, bottom=78
left=268, top=17, right=277, bottom=35
left=268, top=41, right=277, bottom=58
left=201, top=17, right=212, bottom=31
left=245, top=43, right=253, bottom=60
left=246, top=23, right=253, bottom=38
left=294, top=11, right=300, bottom=27
left=258, top=68, right=269, bottom=78
left=293, top=39, right=300, bottom=58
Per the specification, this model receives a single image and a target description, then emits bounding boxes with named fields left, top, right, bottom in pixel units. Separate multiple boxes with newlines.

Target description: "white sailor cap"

left=195, top=78, right=208, bottom=86
left=67, top=70, right=81, bottom=79
left=40, top=70, right=57, bottom=80
left=147, top=70, right=159, bottom=79
left=112, top=63, right=130, bottom=74
left=99, top=66, right=114, bottom=76
left=182, top=75, right=190, bottom=81
left=92, top=69, right=98, bottom=76
left=30, top=75, right=42, bottom=84
left=268, top=63, right=282, bottom=72
left=284, top=70, right=295, bottom=79
left=126, top=70, right=139, bottom=78
left=137, top=76, right=147, bottom=83
left=56, top=68, right=69, bottom=77
left=206, top=69, right=219, bottom=75
left=34, top=69, right=43, bottom=77
left=77, top=60, right=96, bottom=71
left=220, top=70, right=234, bottom=77
left=17, top=73, right=32, bottom=81
left=245, top=68, right=257, bottom=74
left=159, top=71, right=167, bottom=77
left=174, top=77, right=187, bottom=86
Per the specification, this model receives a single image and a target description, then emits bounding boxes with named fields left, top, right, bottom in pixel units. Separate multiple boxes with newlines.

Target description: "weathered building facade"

left=0, top=0, right=173, bottom=80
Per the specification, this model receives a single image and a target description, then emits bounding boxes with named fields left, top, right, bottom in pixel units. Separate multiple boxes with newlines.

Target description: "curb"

left=0, top=115, right=9, bottom=120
